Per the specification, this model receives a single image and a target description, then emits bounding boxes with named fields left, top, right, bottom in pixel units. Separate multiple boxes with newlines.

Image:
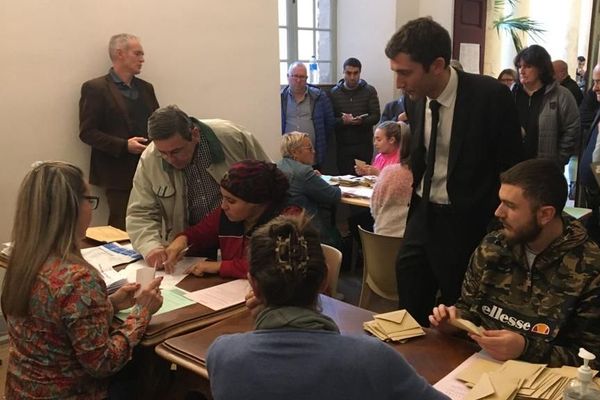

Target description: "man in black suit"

left=385, top=17, right=523, bottom=325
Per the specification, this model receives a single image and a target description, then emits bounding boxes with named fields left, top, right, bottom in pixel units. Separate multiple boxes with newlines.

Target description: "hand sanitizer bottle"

left=564, top=348, right=600, bottom=399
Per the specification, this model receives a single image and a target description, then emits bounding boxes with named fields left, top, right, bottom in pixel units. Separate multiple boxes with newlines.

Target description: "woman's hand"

left=135, top=277, right=164, bottom=315
left=245, top=289, right=265, bottom=318
left=186, top=260, right=221, bottom=277
left=164, top=236, right=188, bottom=273
left=109, top=283, right=140, bottom=312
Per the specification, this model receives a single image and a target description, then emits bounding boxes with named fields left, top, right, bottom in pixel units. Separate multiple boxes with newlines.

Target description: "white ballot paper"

left=185, top=279, right=250, bottom=310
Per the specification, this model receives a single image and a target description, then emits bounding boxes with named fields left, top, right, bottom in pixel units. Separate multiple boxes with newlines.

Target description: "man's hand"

left=245, top=289, right=265, bottom=318
left=127, top=137, right=148, bottom=154
left=164, top=236, right=188, bottom=274
left=109, top=282, right=140, bottom=311
left=186, top=260, right=220, bottom=277
left=145, top=247, right=167, bottom=270
left=397, top=112, right=408, bottom=122
left=469, top=329, right=525, bottom=361
left=428, top=304, right=461, bottom=334
left=341, top=113, right=361, bottom=125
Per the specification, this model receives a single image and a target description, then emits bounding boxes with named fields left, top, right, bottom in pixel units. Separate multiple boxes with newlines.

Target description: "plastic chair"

left=357, top=226, right=402, bottom=309
left=321, top=244, right=342, bottom=298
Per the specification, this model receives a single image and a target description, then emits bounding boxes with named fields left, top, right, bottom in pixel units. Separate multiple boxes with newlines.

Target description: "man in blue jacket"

left=281, top=62, right=335, bottom=168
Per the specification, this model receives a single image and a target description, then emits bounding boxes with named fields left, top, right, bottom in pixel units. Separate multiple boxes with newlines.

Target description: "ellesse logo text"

left=480, top=305, right=550, bottom=336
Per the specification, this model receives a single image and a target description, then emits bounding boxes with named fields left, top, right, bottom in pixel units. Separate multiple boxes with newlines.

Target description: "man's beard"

left=504, top=218, right=542, bottom=246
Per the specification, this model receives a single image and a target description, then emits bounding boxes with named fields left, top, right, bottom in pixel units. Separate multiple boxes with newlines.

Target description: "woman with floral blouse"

left=1, top=161, right=163, bottom=399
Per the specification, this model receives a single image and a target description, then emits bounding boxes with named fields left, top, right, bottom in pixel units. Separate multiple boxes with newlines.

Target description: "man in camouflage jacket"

left=430, top=159, right=600, bottom=368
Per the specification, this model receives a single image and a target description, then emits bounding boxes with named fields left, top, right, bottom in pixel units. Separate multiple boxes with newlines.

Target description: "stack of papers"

left=363, top=309, right=425, bottom=342
left=451, top=354, right=599, bottom=400
left=81, top=243, right=142, bottom=294
left=116, top=287, right=196, bottom=320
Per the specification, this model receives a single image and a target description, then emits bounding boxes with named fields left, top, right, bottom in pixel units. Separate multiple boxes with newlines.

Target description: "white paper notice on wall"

left=459, top=43, right=480, bottom=74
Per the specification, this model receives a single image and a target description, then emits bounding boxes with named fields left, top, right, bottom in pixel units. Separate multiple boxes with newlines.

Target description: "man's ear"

left=430, top=57, right=447, bottom=75
left=537, top=205, right=557, bottom=226
left=190, top=126, right=201, bottom=143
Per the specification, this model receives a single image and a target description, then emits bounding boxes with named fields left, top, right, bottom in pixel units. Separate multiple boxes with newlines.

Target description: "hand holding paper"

left=469, top=329, right=526, bottom=362
left=135, top=276, right=163, bottom=315
left=449, top=318, right=483, bottom=336
left=429, top=304, right=462, bottom=334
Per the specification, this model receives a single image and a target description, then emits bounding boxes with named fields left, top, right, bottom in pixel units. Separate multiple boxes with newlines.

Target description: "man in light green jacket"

left=126, top=105, right=270, bottom=266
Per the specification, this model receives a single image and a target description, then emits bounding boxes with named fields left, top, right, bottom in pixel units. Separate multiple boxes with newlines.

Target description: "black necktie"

left=421, top=100, right=441, bottom=203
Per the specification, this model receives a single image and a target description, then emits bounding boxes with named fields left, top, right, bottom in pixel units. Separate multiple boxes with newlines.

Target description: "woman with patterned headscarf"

left=164, top=160, right=299, bottom=278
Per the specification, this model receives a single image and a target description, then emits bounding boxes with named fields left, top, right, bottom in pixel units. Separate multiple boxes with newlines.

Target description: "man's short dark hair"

left=343, top=57, right=362, bottom=71
left=385, top=17, right=451, bottom=71
left=500, top=159, right=567, bottom=215
left=514, top=45, right=555, bottom=85
left=147, top=105, right=193, bottom=141
left=578, top=55, right=586, bottom=62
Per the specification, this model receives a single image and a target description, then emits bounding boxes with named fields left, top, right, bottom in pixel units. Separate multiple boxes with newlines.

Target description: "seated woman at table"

left=2, top=161, right=163, bottom=399
left=370, top=127, right=413, bottom=237
left=206, top=214, right=449, bottom=400
left=276, top=132, right=342, bottom=248
left=354, top=120, right=408, bottom=176
left=165, top=160, right=298, bottom=278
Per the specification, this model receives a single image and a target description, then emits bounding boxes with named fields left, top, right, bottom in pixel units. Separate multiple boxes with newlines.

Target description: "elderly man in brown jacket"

left=79, top=33, right=159, bottom=229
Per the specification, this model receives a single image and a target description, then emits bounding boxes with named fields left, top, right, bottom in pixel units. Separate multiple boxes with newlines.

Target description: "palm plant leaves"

left=492, top=1, right=545, bottom=52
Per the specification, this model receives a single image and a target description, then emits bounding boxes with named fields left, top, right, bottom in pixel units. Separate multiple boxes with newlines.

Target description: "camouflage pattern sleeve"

left=520, top=270, right=600, bottom=369
left=454, top=243, right=486, bottom=325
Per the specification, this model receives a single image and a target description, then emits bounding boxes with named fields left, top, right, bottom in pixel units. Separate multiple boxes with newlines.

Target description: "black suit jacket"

left=79, top=74, right=159, bottom=190
left=405, top=70, right=523, bottom=225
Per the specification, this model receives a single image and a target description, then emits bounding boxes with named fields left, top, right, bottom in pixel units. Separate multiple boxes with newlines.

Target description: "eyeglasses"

left=289, top=74, right=308, bottom=80
left=83, top=195, right=100, bottom=210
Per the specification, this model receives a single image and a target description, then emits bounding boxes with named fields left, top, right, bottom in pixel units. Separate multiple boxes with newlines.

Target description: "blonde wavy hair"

left=2, top=161, right=88, bottom=316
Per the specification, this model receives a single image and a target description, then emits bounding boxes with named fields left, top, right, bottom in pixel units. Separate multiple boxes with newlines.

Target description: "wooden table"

left=156, top=295, right=479, bottom=390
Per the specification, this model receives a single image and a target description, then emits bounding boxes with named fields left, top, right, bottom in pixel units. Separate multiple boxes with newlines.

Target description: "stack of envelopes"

left=363, top=309, right=425, bottom=342
left=458, top=357, right=599, bottom=400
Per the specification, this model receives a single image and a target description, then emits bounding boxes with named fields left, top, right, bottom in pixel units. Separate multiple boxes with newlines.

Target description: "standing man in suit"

left=79, top=33, right=159, bottom=229
left=385, top=17, right=523, bottom=325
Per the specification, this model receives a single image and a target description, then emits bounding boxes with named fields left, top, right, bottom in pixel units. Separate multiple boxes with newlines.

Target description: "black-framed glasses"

left=83, top=195, right=100, bottom=210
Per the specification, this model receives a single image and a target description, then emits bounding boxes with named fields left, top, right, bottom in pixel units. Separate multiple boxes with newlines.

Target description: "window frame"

left=279, top=0, right=337, bottom=84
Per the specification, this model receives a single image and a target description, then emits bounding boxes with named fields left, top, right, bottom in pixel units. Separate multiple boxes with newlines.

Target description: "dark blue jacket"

left=380, top=97, right=405, bottom=123
left=281, top=85, right=335, bottom=165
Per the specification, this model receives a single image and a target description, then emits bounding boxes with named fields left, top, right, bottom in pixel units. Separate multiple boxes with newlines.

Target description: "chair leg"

left=358, top=284, right=372, bottom=309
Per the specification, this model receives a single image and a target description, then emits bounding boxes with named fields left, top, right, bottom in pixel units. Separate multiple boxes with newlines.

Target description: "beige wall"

left=336, top=0, right=454, bottom=108
left=0, top=0, right=281, bottom=242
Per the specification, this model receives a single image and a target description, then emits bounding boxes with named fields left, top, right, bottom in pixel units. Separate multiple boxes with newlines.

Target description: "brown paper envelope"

left=363, top=322, right=388, bottom=340
left=499, top=360, right=546, bottom=386
left=487, top=371, right=523, bottom=400
left=373, top=310, right=405, bottom=322
left=374, top=309, right=407, bottom=324
left=389, top=329, right=426, bottom=341
left=456, top=358, right=503, bottom=385
left=465, top=372, right=496, bottom=400
left=449, top=318, right=483, bottom=336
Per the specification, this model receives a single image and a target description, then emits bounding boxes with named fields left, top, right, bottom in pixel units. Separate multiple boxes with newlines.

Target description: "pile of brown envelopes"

left=363, top=309, right=425, bottom=342
left=459, top=357, right=599, bottom=400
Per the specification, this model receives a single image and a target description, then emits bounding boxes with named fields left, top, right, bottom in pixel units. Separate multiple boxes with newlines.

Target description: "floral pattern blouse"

left=5, top=258, right=151, bottom=399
